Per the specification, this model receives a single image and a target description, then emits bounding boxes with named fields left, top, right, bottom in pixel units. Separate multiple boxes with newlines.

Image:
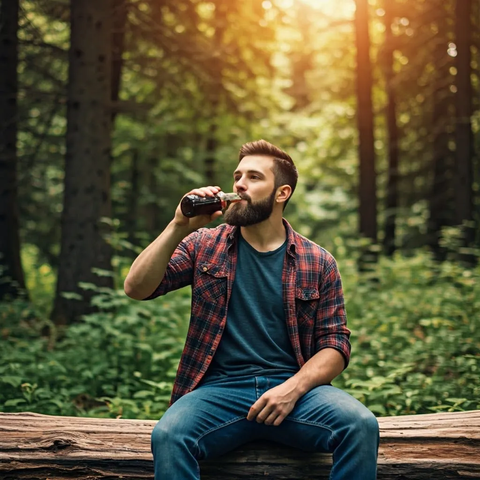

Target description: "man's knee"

left=151, top=420, right=171, bottom=452
left=353, top=409, right=379, bottom=442
left=151, top=413, right=189, bottom=453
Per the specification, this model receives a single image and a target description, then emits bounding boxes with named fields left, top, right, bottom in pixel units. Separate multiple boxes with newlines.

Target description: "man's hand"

left=173, top=185, right=224, bottom=231
left=247, top=379, right=301, bottom=427
left=124, top=185, right=224, bottom=300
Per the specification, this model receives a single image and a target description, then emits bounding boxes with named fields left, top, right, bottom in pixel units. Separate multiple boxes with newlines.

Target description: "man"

left=124, top=140, right=379, bottom=480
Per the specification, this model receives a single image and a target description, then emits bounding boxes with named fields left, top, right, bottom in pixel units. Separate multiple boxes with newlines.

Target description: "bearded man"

left=124, top=139, right=379, bottom=480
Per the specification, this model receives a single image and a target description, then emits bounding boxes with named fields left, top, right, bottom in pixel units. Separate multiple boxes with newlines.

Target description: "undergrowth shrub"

left=0, top=288, right=190, bottom=419
left=1, top=251, right=479, bottom=419
left=334, top=252, right=480, bottom=416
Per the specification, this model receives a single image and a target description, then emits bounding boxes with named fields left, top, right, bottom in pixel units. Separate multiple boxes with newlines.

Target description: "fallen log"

left=0, top=410, right=479, bottom=479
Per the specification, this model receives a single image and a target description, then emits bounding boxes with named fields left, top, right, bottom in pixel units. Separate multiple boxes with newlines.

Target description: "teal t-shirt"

left=203, top=234, right=298, bottom=381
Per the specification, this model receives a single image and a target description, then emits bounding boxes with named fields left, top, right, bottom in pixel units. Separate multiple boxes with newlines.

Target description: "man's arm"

left=313, top=256, right=351, bottom=365
left=247, top=348, right=344, bottom=426
left=124, top=186, right=223, bottom=300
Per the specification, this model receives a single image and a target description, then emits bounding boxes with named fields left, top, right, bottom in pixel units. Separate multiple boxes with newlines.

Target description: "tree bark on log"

left=1, top=411, right=479, bottom=479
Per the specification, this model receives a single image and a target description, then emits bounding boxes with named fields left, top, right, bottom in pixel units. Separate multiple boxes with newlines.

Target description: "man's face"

left=224, top=155, right=277, bottom=227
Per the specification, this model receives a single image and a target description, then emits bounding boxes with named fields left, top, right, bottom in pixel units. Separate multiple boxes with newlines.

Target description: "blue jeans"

left=151, top=374, right=379, bottom=479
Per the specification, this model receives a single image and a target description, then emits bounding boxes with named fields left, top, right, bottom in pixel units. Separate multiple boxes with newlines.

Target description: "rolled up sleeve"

left=315, top=257, right=351, bottom=368
left=143, top=231, right=199, bottom=300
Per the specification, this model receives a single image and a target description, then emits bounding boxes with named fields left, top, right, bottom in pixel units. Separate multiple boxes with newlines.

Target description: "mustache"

left=238, top=193, right=251, bottom=202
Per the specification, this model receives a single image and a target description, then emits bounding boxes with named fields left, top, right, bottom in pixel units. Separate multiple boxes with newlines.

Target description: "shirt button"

left=202, top=266, right=208, bottom=272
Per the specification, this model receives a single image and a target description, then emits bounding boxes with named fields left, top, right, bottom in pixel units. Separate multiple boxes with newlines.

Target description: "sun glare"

left=273, top=0, right=355, bottom=18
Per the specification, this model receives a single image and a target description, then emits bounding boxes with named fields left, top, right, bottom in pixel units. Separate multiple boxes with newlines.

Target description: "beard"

left=224, top=188, right=276, bottom=227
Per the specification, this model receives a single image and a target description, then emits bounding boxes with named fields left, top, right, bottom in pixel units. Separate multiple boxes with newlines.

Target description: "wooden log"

left=0, top=411, right=479, bottom=479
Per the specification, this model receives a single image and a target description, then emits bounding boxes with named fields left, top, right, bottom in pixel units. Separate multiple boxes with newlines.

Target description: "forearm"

left=124, top=185, right=223, bottom=300
left=124, top=220, right=192, bottom=300
left=247, top=348, right=346, bottom=426
left=288, top=348, right=346, bottom=398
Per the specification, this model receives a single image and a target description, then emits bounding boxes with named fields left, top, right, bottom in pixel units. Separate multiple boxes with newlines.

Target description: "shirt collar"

left=226, top=219, right=297, bottom=257
left=283, top=218, right=297, bottom=258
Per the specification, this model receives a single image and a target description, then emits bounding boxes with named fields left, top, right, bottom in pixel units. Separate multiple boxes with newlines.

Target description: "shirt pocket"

left=295, top=287, right=319, bottom=326
left=193, top=263, right=227, bottom=302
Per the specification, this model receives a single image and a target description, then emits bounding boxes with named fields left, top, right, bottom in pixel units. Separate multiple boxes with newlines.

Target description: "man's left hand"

left=247, top=380, right=301, bottom=426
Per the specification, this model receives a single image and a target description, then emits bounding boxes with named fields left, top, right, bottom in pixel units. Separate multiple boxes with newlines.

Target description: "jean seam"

left=194, top=416, right=246, bottom=458
left=284, top=417, right=336, bottom=449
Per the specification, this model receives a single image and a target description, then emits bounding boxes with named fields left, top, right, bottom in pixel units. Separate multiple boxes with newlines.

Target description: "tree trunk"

left=111, top=0, right=127, bottom=123
left=126, top=149, right=139, bottom=251
left=205, top=128, right=217, bottom=185
left=454, top=0, right=475, bottom=265
left=1, top=411, right=480, bottom=479
left=288, top=3, right=313, bottom=111
left=204, top=0, right=227, bottom=185
left=142, top=154, right=159, bottom=237
left=474, top=0, right=480, bottom=253
left=381, top=1, right=400, bottom=257
left=52, top=0, right=114, bottom=325
left=0, top=0, right=26, bottom=300
left=427, top=5, right=456, bottom=261
left=354, top=0, right=378, bottom=265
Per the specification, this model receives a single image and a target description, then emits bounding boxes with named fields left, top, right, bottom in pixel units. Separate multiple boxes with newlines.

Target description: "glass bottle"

left=180, top=192, right=242, bottom=218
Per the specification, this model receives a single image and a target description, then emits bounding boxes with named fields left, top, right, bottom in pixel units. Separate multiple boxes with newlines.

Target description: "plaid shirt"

left=145, top=219, right=351, bottom=405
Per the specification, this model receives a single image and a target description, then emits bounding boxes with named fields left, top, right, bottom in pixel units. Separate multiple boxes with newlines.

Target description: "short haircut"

left=238, top=139, right=298, bottom=208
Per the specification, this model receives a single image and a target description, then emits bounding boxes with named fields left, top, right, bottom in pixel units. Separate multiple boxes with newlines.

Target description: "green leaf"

left=60, top=292, right=83, bottom=300
left=4, top=398, right=27, bottom=407
left=91, top=268, right=114, bottom=277
left=0, top=376, right=23, bottom=387
left=133, top=390, right=155, bottom=399
left=140, top=379, right=170, bottom=390
left=78, top=282, right=98, bottom=291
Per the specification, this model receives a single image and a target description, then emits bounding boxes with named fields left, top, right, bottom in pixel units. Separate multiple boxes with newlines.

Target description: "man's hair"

left=238, top=139, right=298, bottom=208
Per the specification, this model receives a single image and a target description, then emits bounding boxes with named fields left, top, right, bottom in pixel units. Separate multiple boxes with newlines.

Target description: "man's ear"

left=276, top=185, right=292, bottom=205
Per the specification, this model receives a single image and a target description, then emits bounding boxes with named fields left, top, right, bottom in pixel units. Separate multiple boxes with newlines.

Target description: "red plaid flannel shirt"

left=145, top=219, right=351, bottom=405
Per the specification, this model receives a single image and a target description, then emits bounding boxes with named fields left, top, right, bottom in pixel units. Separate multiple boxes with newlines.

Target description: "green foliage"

left=2, top=250, right=479, bottom=419
left=22, top=243, right=56, bottom=319
left=333, top=250, right=480, bottom=416
left=0, top=287, right=190, bottom=419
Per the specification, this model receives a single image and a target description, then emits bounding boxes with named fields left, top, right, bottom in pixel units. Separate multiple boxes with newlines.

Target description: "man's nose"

left=235, top=179, right=247, bottom=192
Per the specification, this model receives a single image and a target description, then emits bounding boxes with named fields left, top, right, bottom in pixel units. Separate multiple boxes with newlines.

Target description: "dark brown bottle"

left=180, top=192, right=242, bottom=218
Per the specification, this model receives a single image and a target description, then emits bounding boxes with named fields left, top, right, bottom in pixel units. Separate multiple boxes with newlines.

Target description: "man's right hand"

left=173, top=185, right=224, bottom=231
left=124, top=185, right=224, bottom=300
